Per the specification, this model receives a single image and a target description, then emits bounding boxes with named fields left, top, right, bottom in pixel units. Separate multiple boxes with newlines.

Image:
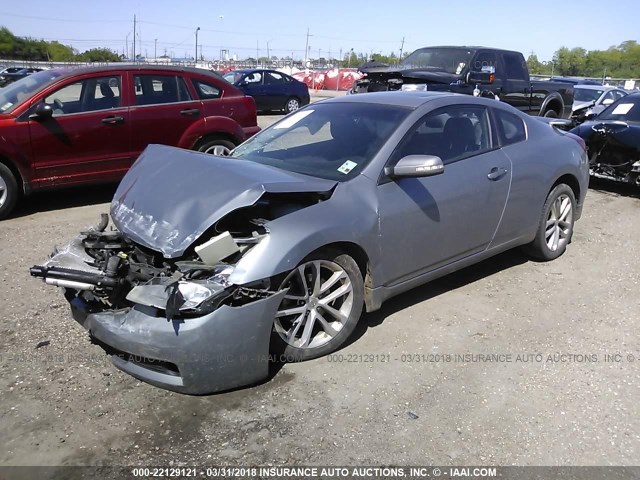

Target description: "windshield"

left=574, top=88, right=604, bottom=103
left=597, top=96, right=640, bottom=122
left=0, top=70, right=61, bottom=113
left=401, top=47, right=473, bottom=74
left=231, top=102, right=411, bottom=181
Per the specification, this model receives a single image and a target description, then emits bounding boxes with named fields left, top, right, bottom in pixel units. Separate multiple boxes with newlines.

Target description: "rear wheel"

left=523, top=183, right=575, bottom=261
left=284, top=97, right=301, bottom=114
left=272, top=251, right=364, bottom=361
left=194, top=136, right=236, bottom=156
left=0, top=163, right=19, bottom=220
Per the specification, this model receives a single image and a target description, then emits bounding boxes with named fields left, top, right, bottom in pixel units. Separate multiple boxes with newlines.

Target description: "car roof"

left=46, top=64, right=222, bottom=80
left=319, top=91, right=469, bottom=108
left=227, top=68, right=283, bottom=74
left=574, top=84, right=619, bottom=91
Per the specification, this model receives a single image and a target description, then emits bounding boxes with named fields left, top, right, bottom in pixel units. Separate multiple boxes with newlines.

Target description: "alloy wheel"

left=203, top=144, right=231, bottom=156
left=0, top=175, right=7, bottom=208
left=545, top=193, right=573, bottom=251
left=274, top=260, right=354, bottom=349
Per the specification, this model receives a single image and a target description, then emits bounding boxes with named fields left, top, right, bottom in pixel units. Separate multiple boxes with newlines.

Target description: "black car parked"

left=223, top=69, right=310, bottom=114
left=570, top=92, right=640, bottom=186
left=351, top=46, right=574, bottom=118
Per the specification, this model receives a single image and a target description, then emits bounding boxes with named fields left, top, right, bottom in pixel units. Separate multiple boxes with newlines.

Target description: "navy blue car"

left=223, top=69, right=310, bottom=114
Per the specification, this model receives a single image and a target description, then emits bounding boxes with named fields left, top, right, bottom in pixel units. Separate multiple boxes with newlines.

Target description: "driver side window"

left=43, top=76, right=121, bottom=116
left=392, top=105, right=492, bottom=165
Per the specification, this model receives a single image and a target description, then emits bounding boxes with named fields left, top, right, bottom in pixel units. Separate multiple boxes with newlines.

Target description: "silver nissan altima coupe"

left=31, top=92, right=589, bottom=394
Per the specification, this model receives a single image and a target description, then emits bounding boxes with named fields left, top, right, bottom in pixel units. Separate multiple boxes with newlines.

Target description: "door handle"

left=180, top=108, right=200, bottom=116
left=101, top=116, right=124, bottom=125
left=487, top=167, right=508, bottom=181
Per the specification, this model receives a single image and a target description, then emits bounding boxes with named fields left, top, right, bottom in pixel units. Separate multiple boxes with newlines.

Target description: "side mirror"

left=601, top=98, right=614, bottom=106
left=29, top=103, right=53, bottom=120
left=386, top=155, right=444, bottom=179
left=468, top=66, right=496, bottom=85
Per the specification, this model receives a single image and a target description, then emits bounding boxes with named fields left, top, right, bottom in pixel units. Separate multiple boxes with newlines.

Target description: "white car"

left=572, top=85, right=627, bottom=116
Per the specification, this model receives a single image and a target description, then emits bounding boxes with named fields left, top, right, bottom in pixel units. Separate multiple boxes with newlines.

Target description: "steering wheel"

left=53, top=98, right=64, bottom=110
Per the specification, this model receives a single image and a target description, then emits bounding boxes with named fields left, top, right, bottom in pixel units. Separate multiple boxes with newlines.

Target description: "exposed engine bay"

left=30, top=190, right=329, bottom=320
left=588, top=122, right=640, bottom=185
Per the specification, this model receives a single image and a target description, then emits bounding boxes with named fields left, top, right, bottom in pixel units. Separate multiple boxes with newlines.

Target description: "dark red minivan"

left=0, top=65, right=260, bottom=219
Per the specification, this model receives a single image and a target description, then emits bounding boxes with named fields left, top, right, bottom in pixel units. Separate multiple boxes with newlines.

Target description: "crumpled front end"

left=350, top=67, right=460, bottom=94
left=30, top=145, right=338, bottom=393
left=30, top=214, right=290, bottom=394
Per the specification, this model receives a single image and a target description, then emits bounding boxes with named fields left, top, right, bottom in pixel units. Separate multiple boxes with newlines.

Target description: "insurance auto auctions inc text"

left=202, top=466, right=497, bottom=478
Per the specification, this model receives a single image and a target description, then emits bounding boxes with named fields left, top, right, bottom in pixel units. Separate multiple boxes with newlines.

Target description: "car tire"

left=543, top=109, right=558, bottom=118
left=284, top=97, right=301, bottom=114
left=0, top=163, right=19, bottom=220
left=271, top=250, right=365, bottom=362
left=523, top=183, right=576, bottom=261
left=194, top=137, right=236, bottom=156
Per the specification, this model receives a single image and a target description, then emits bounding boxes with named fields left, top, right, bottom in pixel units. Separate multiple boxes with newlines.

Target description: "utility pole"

left=154, top=39, right=157, bottom=61
left=195, top=27, right=200, bottom=63
left=304, top=28, right=310, bottom=68
left=267, top=42, right=270, bottom=62
left=133, top=14, right=136, bottom=62
left=399, top=37, right=405, bottom=63
left=256, top=41, right=259, bottom=67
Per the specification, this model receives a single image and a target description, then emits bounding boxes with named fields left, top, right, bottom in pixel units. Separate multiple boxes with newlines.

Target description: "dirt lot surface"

left=0, top=115, right=639, bottom=471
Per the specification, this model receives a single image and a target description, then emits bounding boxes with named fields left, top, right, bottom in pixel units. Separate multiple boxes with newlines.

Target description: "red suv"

left=0, top=65, right=259, bottom=219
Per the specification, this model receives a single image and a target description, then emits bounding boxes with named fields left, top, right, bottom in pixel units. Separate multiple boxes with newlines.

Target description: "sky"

left=1, top=0, right=638, bottom=62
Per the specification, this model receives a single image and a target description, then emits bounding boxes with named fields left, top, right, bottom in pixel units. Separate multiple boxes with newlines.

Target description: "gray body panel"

left=70, top=289, right=287, bottom=394
left=36, top=92, right=589, bottom=394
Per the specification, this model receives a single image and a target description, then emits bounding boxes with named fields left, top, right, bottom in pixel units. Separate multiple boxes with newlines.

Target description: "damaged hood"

left=361, top=65, right=461, bottom=85
left=111, top=144, right=337, bottom=258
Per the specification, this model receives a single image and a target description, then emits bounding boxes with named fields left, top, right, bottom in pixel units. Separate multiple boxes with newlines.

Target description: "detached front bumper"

left=69, top=289, right=286, bottom=395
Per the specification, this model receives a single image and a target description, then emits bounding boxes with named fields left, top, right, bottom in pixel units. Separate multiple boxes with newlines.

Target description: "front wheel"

left=0, top=163, right=19, bottom=220
left=284, top=97, right=301, bottom=114
left=543, top=109, right=558, bottom=118
left=272, top=251, right=364, bottom=361
left=523, top=183, right=576, bottom=261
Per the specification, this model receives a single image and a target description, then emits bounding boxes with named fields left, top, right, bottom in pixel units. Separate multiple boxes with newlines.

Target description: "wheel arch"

left=550, top=173, right=580, bottom=202
left=540, top=93, right=564, bottom=117
left=305, top=241, right=374, bottom=311
left=0, top=154, right=26, bottom=195
left=192, top=132, right=239, bottom=150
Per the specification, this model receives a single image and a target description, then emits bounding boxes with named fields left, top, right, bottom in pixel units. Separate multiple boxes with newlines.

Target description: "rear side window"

left=192, top=79, right=221, bottom=99
left=503, top=53, right=527, bottom=80
left=495, top=109, right=526, bottom=145
left=134, top=74, right=192, bottom=105
left=264, top=71, right=286, bottom=85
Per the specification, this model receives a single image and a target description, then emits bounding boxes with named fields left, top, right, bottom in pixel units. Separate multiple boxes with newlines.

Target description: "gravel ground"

left=0, top=129, right=638, bottom=469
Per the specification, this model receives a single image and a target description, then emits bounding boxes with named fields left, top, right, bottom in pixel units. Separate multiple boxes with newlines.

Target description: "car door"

left=262, top=71, right=288, bottom=110
left=28, top=73, right=131, bottom=185
left=377, top=104, right=512, bottom=286
left=498, top=52, right=531, bottom=111
left=237, top=71, right=265, bottom=110
left=127, top=72, right=203, bottom=155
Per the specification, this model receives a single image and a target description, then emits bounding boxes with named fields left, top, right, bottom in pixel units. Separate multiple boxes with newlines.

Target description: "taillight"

left=566, top=132, right=586, bottom=152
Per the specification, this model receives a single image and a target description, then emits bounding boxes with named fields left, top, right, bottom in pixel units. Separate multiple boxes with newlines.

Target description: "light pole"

left=154, top=38, right=157, bottom=62
left=195, top=27, right=200, bottom=63
left=125, top=32, right=131, bottom=61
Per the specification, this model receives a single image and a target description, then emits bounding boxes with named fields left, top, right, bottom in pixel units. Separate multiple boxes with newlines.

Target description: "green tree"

left=553, top=47, right=587, bottom=76
left=75, top=48, right=121, bottom=62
